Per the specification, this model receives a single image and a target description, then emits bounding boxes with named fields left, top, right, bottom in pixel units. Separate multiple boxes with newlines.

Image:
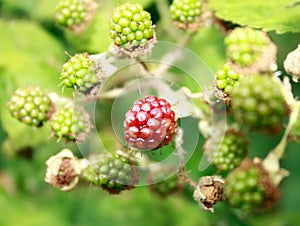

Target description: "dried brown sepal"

left=213, top=78, right=232, bottom=105
left=45, top=149, right=82, bottom=191
left=111, top=32, right=157, bottom=58
left=193, top=175, right=224, bottom=212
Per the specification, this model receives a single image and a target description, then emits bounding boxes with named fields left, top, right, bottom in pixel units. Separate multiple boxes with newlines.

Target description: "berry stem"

left=175, top=127, right=197, bottom=188
left=154, top=0, right=179, bottom=39
left=136, top=58, right=155, bottom=77
left=269, top=101, right=300, bottom=160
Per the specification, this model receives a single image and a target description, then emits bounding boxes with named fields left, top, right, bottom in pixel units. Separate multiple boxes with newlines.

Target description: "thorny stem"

left=175, top=127, right=197, bottom=188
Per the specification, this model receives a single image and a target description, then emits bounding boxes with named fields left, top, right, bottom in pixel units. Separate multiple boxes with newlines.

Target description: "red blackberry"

left=124, top=95, right=177, bottom=150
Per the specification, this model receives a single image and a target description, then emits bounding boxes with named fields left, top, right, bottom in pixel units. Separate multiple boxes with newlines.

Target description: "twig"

left=175, top=127, right=197, bottom=188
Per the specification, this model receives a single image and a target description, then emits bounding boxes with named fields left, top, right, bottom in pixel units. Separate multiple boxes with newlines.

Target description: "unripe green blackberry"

left=54, top=0, right=97, bottom=33
left=7, top=86, right=52, bottom=127
left=148, top=167, right=183, bottom=198
left=170, top=0, right=202, bottom=30
left=224, top=27, right=272, bottom=67
left=214, top=63, right=240, bottom=104
left=231, top=74, right=287, bottom=135
left=50, top=106, right=91, bottom=142
left=216, top=63, right=240, bottom=95
left=224, top=159, right=280, bottom=212
left=60, top=53, right=102, bottom=94
left=205, top=130, right=248, bottom=173
left=109, top=3, right=156, bottom=57
left=82, top=151, right=139, bottom=194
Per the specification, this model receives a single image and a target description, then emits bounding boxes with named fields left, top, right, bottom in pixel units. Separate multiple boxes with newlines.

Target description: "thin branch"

left=175, top=127, right=197, bottom=188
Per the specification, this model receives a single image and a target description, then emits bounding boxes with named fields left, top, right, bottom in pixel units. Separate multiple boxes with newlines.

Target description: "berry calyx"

left=124, top=95, right=177, bottom=150
left=54, top=0, right=97, bottom=33
left=231, top=74, right=287, bottom=135
left=7, top=86, right=52, bottom=127
left=82, top=150, right=139, bottom=194
left=224, top=159, right=280, bottom=212
left=224, top=27, right=277, bottom=74
left=50, top=106, right=92, bottom=142
left=59, top=52, right=103, bottom=95
left=109, top=3, right=156, bottom=57
left=170, top=0, right=202, bottom=30
left=205, top=129, right=248, bottom=173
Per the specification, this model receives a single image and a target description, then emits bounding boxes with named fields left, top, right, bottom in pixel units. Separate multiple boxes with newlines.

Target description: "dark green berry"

left=50, top=106, right=91, bottom=142
left=148, top=168, right=183, bottom=198
left=224, top=27, right=269, bottom=67
left=7, top=86, right=52, bottom=127
left=224, top=159, right=280, bottom=212
left=231, top=74, right=287, bottom=134
left=170, top=0, right=202, bottom=29
left=206, top=130, right=248, bottom=173
left=60, top=53, right=101, bottom=94
left=109, top=3, right=155, bottom=53
left=82, top=151, right=139, bottom=194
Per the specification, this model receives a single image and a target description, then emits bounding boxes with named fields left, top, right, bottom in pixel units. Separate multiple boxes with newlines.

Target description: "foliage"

left=1, top=0, right=300, bottom=226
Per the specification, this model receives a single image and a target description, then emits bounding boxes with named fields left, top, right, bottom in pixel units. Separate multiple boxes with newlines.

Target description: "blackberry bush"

left=124, top=95, right=177, bottom=150
left=7, top=86, right=52, bottom=127
left=4, top=0, right=300, bottom=222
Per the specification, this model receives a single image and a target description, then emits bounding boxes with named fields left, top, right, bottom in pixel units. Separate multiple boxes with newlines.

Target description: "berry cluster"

left=224, top=159, right=280, bottom=212
left=50, top=106, right=91, bottom=142
left=224, top=27, right=269, bottom=67
left=60, top=53, right=101, bottom=93
left=82, top=151, right=139, bottom=194
left=109, top=3, right=155, bottom=52
left=231, top=74, right=287, bottom=134
left=7, top=86, right=52, bottom=127
left=206, top=130, right=248, bottom=173
left=55, top=0, right=88, bottom=31
left=124, top=95, right=176, bottom=150
left=170, top=0, right=202, bottom=29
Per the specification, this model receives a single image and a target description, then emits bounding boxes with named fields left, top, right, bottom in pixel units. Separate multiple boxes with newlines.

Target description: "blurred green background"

left=1, top=0, right=300, bottom=225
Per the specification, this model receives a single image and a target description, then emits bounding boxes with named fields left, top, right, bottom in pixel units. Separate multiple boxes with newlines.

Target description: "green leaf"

left=209, top=0, right=300, bottom=34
